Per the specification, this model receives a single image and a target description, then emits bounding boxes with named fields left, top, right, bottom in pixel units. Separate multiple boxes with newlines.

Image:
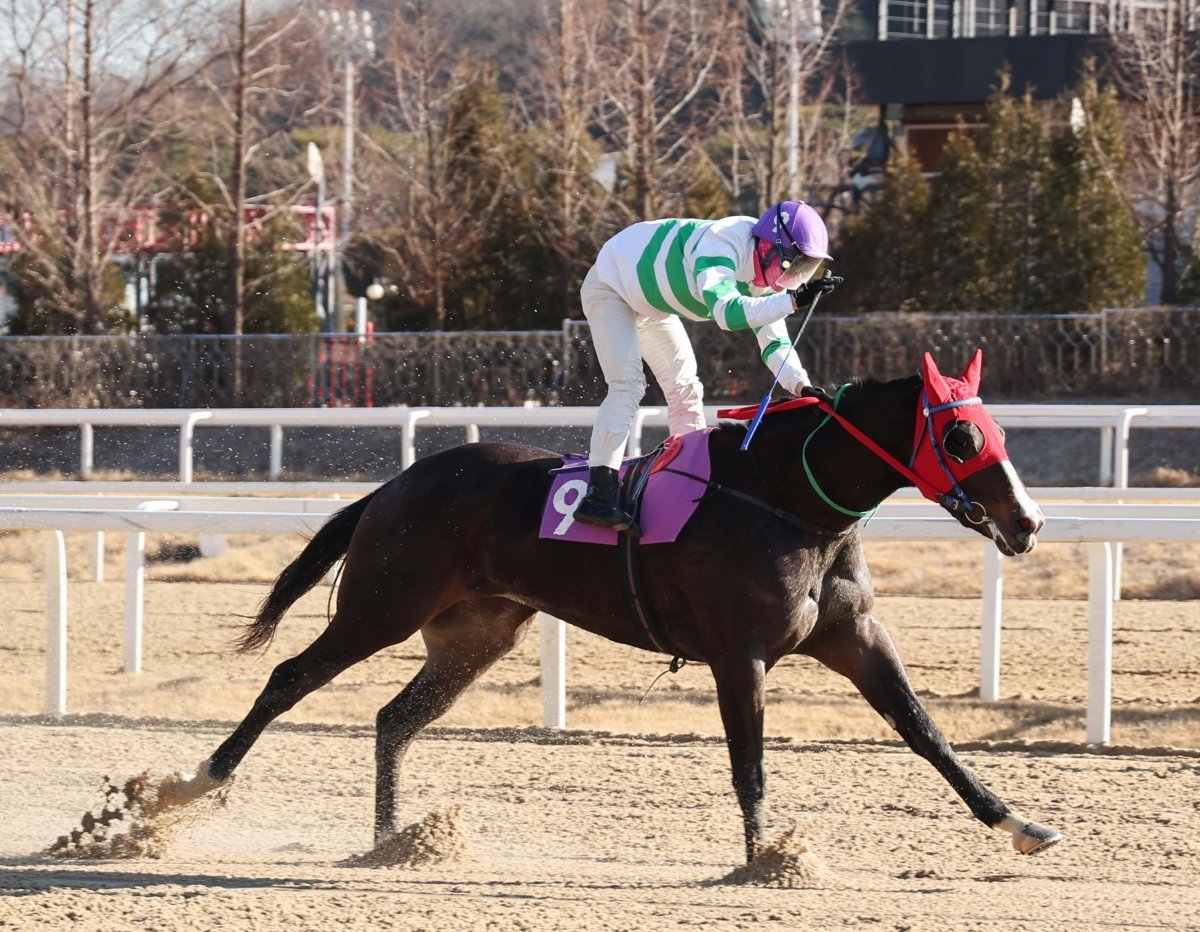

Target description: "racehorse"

left=165, top=350, right=1062, bottom=863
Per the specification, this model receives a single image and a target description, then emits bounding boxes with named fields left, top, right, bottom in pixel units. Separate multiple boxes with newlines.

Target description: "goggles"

left=772, top=204, right=827, bottom=289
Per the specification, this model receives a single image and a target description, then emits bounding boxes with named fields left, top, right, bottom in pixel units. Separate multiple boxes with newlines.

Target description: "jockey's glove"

left=800, top=384, right=835, bottom=406
left=790, top=272, right=844, bottom=308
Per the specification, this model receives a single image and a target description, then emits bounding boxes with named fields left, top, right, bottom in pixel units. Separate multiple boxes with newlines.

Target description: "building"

left=842, top=0, right=1136, bottom=171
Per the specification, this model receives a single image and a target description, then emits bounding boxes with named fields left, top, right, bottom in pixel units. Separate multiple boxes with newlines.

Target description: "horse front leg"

left=710, top=648, right=768, bottom=864
left=805, top=612, right=1061, bottom=855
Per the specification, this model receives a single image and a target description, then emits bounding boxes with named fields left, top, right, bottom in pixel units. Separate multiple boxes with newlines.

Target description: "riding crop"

left=739, top=282, right=824, bottom=452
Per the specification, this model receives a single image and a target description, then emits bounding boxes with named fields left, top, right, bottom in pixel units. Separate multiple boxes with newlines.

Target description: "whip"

left=739, top=280, right=825, bottom=452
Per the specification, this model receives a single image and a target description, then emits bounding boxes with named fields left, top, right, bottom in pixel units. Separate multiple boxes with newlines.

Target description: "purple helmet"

left=751, top=201, right=832, bottom=261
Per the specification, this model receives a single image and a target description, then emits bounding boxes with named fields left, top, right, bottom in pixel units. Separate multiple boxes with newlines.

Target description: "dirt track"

left=3, top=719, right=1200, bottom=931
left=1, top=570, right=1199, bottom=929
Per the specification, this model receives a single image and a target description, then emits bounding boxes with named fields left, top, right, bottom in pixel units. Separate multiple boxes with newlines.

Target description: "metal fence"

left=0, top=307, right=1196, bottom=409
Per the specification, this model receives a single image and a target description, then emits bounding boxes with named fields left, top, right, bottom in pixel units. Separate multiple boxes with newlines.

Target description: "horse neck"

left=758, top=378, right=922, bottom=528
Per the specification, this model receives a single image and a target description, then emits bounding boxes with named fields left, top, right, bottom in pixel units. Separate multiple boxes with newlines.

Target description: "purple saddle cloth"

left=538, top=429, right=713, bottom=545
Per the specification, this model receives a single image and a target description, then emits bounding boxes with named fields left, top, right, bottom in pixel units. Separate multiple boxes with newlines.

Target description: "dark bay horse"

left=164, top=350, right=1062, bottom=862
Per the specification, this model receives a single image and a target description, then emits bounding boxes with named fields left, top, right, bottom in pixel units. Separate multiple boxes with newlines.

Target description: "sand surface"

left=1, top=544, right=1198, bottom=928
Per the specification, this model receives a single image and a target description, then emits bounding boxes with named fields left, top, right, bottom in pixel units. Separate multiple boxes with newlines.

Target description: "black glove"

left=800, top=384, right=834, bottom=405
left=791, top=271, right=844, bottom=307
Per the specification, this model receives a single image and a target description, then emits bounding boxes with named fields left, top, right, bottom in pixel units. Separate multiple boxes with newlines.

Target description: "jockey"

left=574, top=200, right=843, bottom=533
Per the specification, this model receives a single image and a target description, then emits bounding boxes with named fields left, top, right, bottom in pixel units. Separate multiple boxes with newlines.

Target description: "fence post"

left=540, top=614, right=566, bottom=728
left=400, top=410, right=430, bottom=470
left=269, top=424, right=284, bottom=480
left=1086, top=541, right=1114, bottom=745
left=45, top=530, right=68, bottom=716
left=124, top=530, right=146, bottom=675
left=79, top=424, right=94, bottom=479
left=124, top=501, right=179, bottom=674
left=93, top=531, right=105, bottom=582
left=979, top=544, right=1004, bottom=701
left=179, top=412, right=211, bottom=484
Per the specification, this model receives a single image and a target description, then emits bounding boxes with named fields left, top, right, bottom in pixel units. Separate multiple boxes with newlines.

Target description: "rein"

left=803, top=392, right=986, bottom=520
left=657, top=465, right=843, bottom=538
left=721, top=385, right=990, bottom=523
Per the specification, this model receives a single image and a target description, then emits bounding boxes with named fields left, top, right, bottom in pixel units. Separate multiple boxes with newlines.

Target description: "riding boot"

left=573, top=466, right=640, bottom=536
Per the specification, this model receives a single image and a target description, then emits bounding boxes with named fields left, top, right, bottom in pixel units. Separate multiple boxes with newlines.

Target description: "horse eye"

left=942, top=421, right=985, bottom=463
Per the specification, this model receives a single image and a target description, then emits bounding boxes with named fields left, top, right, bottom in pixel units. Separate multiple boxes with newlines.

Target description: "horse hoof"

left=152, top=760, right=229, bottom=812
left=1010, top=820, right=1062, bottom=855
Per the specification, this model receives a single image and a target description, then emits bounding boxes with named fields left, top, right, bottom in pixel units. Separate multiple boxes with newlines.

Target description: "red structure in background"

left=307, top=326, right=377, bottom=408
left=0, top=204, right=337, bottom=256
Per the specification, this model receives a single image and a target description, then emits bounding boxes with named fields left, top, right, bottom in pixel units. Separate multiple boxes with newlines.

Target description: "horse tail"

left=237, top=488, right=380, bottom=654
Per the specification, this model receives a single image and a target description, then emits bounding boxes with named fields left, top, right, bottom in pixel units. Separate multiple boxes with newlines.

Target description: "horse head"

left=915, top=350, right=1043, bottom=555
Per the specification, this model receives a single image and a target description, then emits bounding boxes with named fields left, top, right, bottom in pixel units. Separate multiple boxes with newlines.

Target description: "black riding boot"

left=574, top=466, right=640, bottom=535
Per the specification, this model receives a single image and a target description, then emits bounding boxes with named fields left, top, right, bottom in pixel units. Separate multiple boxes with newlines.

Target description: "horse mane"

left=715, top=373, right=920, bottom=437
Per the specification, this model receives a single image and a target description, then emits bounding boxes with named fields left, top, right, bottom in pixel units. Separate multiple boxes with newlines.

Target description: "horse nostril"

left=1018, top=515, right=1035, bottom=531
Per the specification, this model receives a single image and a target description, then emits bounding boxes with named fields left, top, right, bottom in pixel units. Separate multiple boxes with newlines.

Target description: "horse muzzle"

left=946, top=463, right=1044, bottom=556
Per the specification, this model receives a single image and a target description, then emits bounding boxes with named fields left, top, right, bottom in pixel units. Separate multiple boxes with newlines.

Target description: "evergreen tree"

left=834, top=149, right=933, bottom=312
left=1035, top=69, right=1146, bottom=312
left=925, top=127, right=993, bottom=311
left=974, top=82, right=1051, bottom=312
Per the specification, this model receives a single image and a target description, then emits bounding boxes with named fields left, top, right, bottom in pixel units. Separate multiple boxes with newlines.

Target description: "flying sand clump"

left=48, top=771, right=229, bottom=860
left=345, top=806, right=475, bottom=868
left=719, top=825, right=829, bottom=888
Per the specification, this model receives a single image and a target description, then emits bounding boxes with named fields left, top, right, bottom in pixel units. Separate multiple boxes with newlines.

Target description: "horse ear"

left=922, top=352, right=949, bottom=400
left=960, top=349, right=983, bottom=393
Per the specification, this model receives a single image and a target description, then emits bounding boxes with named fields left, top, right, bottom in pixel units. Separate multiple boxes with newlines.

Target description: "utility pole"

left=318, top=7, right=375, bottom=333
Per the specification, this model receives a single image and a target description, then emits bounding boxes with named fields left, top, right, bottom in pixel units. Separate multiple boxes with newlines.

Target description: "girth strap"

left=616, top=451, right=682, bottom=658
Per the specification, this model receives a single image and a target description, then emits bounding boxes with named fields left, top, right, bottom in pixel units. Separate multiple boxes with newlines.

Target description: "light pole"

left=305, top=141, right=331, bottom=332
left=317, top=7, right=375, bottom=333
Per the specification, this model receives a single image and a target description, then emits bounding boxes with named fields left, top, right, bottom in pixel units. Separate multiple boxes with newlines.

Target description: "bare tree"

left=357, top=0, right=508, bottom=329
left=500, top=0, right=613, bottom=316
left=182, top=0, right=316, bottom=337
left=1106, top=0, right=1200, bottom=303
left=590, top=0, right=731, bottom=220
left=728, top=0, right=854, bottom=210
left=0, top=0, right=211, bottom=333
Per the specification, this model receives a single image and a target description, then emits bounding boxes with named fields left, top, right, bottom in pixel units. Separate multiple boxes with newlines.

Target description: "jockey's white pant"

left=581, top=266, right=706, bottom=470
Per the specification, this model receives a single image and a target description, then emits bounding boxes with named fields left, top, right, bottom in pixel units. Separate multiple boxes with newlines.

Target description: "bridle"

left=798, top=388, right=991, bottom=525
left=912, top=391, right=990, bottom=524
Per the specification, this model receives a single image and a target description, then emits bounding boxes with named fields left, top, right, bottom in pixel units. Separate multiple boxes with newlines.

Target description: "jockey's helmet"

left=751, top=201, right=832, bottom=290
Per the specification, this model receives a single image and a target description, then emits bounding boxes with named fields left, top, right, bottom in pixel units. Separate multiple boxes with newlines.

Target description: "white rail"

left=4, top=404, right=1199, bottom=485
left=2, top=504, right=1197, bottom=745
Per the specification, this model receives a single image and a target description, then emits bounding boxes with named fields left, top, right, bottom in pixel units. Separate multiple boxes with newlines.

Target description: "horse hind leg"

left=374, top=598, right=537, bottom=841
left=198, top=596, right=418, bottom=791
left=804, top=613, right=1062, bottom=855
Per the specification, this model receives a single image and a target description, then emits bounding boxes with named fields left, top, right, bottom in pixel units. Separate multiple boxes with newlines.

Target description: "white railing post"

left=269, top=425, right=284, bottom=480
left=1099, top=426, right=1113, bottom=486
left=93, top=531, right=105, bottom=582
left=179, top=412, right=210, bottom=484
left=1111, top=409, right=1144, bottom=602
left=45, top=530, right=68, bottom=716
left=401, top=410, right=430, bottom=470
left=540, top=614, right=566, bottom=728
left=80, top=423, right=94, bottom=479
left=124, top=530, right=146, bottom=674
left=1086, top=541, right=1114, bottom=745
left=123, top=501, right=179, bottom=674
left=1114, top=409, right=1140, bottom=490
left=979, top=544, right=1004, bottom=701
